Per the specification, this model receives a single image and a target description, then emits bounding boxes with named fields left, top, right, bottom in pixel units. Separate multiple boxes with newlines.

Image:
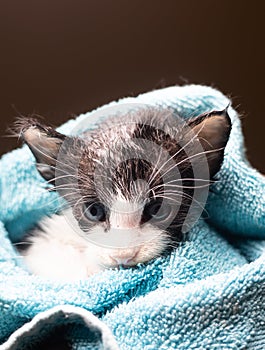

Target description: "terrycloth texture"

left=0, top=85, right=265, bottom=349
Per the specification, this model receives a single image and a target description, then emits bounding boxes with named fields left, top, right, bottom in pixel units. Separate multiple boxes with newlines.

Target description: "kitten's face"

left=18, top=107, right=231, bottom=268
left=69, top=145, right=188, bottom=267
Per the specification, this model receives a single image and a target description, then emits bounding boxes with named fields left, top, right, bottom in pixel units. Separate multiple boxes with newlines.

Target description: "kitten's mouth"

left=117, top=263, right=135, bottom=269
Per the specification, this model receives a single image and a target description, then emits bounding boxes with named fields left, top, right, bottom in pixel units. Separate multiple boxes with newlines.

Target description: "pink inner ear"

left=193, top=115, right=231, bottom=149
left=187, top=111, right=231, bottom=177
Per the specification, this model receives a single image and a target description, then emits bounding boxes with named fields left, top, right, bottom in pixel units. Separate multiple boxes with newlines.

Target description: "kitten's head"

left=17, top=107, right=231, bottom=268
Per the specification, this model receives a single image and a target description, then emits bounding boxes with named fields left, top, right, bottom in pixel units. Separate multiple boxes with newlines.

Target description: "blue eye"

left=142, top=200, right=171, bottom=222
left=83, top=202, right=106, bottom=222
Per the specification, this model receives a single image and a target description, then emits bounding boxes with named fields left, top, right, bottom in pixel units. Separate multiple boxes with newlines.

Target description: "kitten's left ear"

left=187, top=109, right=232, bottom=177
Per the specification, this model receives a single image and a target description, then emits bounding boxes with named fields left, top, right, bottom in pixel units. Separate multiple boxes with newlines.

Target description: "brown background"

left=0, top=1, right=264, bottom=171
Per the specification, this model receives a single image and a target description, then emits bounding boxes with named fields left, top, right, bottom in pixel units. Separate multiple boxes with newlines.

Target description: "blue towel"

left=0, top=85, right=265, bottom=349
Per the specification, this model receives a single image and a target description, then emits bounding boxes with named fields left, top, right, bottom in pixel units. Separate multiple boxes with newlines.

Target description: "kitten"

left=15, top=107, right=231, bottom=282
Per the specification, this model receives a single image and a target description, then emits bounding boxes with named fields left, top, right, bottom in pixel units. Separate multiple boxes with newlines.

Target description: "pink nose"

left=112, top=257, right=133, bottom=266
left=110, top=251, right=137, bottom=266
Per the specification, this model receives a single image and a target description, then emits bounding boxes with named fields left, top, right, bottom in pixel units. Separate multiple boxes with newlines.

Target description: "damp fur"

left=14, top=107, right=231, bottom=282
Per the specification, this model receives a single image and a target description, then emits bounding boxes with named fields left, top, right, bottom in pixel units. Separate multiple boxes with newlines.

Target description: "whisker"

left=154, top=183, right=210, bottom=190
left=12, top=241, right=33, bottom=246
left=45, top=192, right=80, bottom=205
left=161, top=147, right=224, bottom=180
left=157, top=190, right=193, bottom=200
left=147, top=182, right=211, bottom=196
left=154, top=190, right=208, bottom=213
left=51, top=185, right=79, bottom=192
left=47, top=174, right=79, bottom=184
left=152, top=195, right=182, bottom=202
left=167, top=177, right=214, bottom=183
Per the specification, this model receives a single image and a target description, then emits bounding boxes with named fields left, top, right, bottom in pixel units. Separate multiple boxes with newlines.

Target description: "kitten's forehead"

left=77, top=110, right=187, bottom=203
left=91, top=152, right=166, bottom=204
left=82, top=107, right=185, bottom=152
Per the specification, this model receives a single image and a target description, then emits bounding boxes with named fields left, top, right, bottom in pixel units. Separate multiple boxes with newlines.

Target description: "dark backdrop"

left=0, top=1, right=264, bottom=171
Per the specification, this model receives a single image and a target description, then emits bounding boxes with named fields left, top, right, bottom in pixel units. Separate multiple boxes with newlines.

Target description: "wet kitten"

left=16, top=107, right=231, bottom=281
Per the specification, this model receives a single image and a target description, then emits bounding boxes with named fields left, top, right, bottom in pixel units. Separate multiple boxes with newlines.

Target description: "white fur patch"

left=20, top=211, right=169, bottom=282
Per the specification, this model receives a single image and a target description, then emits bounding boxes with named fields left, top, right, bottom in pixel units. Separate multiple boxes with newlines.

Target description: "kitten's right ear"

left=16, top=118, right=66, bottom=182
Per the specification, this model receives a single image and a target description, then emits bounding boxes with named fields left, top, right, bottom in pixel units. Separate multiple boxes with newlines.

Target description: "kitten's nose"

left=112, top=257, right=133, bottom=266
left=110, top=251, right=137, bottom=266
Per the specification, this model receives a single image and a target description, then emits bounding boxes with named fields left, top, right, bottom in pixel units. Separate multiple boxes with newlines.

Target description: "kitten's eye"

left=142, top=200, right=172, bottom=222
left=83, top=202, right=106, bottom=222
